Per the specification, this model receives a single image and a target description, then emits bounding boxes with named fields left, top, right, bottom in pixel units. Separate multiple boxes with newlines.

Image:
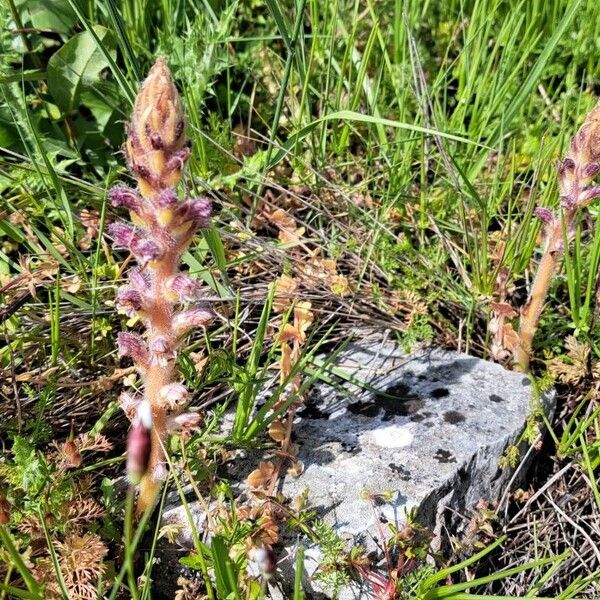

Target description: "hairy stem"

left=514, top=214, right=571, bottom=372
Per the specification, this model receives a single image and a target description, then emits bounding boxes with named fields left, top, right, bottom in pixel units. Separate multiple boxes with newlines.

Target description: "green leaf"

left=27, top=0, right=76, bottom=33
left=47, top=25, right=117, bottom=113
left=12, top=437, right=48, bottom=497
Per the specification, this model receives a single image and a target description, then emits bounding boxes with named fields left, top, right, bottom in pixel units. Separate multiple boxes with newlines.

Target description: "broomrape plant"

left=514, top=101, right=600, bottom=372
left=108, top=59, right=213, bottom=514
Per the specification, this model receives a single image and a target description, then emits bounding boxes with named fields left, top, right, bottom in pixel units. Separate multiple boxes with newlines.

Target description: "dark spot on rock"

left=521, top=378, right=531, bottom=387
left=349, top=382, right=423, bottom=420
left=300, top=401, right=329, bottom=419
left=300, top=393, right=330, bottom=419
left=431, top=387, right=449, bottom=398
left=342, top=443, right=361, bottom=456
left=389, top=463, right=411, bottom=480
left=443, top=410, right=465, bottom=424
left=489, top=394, right=504, bottom=403
left=434, top=448, right=456, bottom=463
left=410, top=410, right=433, bottom=423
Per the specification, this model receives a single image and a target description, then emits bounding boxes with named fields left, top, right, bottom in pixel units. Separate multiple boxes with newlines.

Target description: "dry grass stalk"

left=514, top=102, right=600, bottom=372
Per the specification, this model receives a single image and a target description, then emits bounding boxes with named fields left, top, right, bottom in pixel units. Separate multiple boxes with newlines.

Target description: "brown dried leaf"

left=246, top=461, right=275, bottom=490
left=273, top=275, right=298, bottom=313
left=268, top=419, right=287, bottom=443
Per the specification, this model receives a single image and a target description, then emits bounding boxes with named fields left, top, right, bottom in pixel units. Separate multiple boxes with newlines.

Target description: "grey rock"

left=157, top=337, right=553, bottom=599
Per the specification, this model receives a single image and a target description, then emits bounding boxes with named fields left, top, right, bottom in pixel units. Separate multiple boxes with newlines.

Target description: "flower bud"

left=251, top=547, right=277, bottom=578
left=116, top=287, right=144, bottom=317
left=173, top=305, right=214, bottom=335
left=63, top=439, right=82, bottom=468
left=126, top=58, right=187, bottom=197
left=127, top=420, right=152, bottom=484
left=117, top=332, right=149, bottom=366
left=568, top=102, right=600, bottom=169
left=159, top=383, right=190, bottom=409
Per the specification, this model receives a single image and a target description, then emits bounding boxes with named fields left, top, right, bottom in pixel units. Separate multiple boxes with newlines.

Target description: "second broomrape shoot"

left=108, top=59, right=213, bottom=513
left=514, top=102, right=600, bottom=372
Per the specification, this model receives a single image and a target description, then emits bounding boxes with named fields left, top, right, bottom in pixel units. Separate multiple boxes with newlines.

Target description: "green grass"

left=2, top=0, right=600, bottom=597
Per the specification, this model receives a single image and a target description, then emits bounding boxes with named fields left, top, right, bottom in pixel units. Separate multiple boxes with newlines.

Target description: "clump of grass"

left=514, top=101, right=600, bottom=372
left=108, top=58, right=214, bottom=514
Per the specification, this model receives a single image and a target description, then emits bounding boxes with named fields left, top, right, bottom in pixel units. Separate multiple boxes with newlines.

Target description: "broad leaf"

left=47, top=26, right=116, bottom=113
left=27, top=0, right=76, bottom=33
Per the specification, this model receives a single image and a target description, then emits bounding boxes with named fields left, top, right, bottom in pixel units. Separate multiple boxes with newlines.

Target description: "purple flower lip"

left=167, top=274, right=201, bottom=301
left=108, top=222, right=140, bottom=249
left=149, top=336, right=174, bottom=365
left=116, top=287, right=144, bottom=317
left=580, top=185, right=600, bottom=204
left=159, top=383, right=189, bottom=409
left=174, top=198, right=212, bottom=232
left=165, top=146, right=191, bottom=174
left=534, top=207, right=555, bottom=224
left=173, top=305, right=214, bottom=335
left=109, top=186, right=141, bottom=212
left=155, top=189, right=178, bottom=208
left=583, top=163, right=600, bottom=179
left=117, top=331, right=149, bottom=366
left=166, top=411, right=202, bottom=433
left=131, top=238, right=163, bottom=265
left=129, top=267, right=151, bottom=292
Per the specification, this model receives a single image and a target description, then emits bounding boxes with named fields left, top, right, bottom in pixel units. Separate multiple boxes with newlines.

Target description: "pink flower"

left=117, top=332, right=149, bottom=366
left=116, top=287, right=144, bottom=317
left=159, top=383, right=189, bottom=409
left=131, top=238, right=162, bottom=266
left=119, top=391, right=140, bottom=421
left=149, top=336, right=174, bottom=365
left=167, top=274, right=201, bottom=301
left=166, top=411, right=202, bottom=433
left=173, top=305, right=214, bottom=335
left=109, top=186, right=141, bottom=212
left=108, top=222, right=140, bottom=249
